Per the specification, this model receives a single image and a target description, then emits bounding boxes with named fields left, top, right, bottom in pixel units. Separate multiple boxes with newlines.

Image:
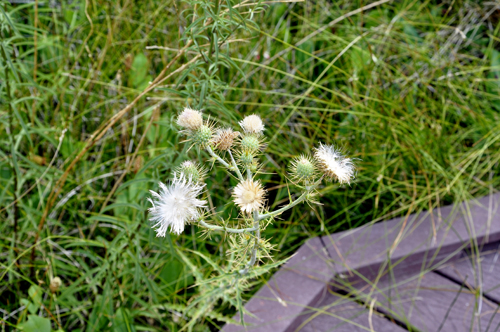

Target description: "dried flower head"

left=213, top=128, right=240, bottom=151
left=290, top=155, right=316, bottom=183
left=239, top=114, right=265, bottom=135
left=314, top=144, right=355, bottom=184
left=49, top=277, right=62, bottom=293
left=177, top=107, right=203, bottom=131
left=148, top=174, right=207, bottom=236
left=233, top=179, right=266, bottom=214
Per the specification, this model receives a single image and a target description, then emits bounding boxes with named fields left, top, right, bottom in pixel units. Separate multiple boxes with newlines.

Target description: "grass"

left=1, top=0, right=499, bottom=330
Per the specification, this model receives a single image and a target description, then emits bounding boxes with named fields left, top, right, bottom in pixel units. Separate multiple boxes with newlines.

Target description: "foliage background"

left=1, top=0, right=499, bottom=330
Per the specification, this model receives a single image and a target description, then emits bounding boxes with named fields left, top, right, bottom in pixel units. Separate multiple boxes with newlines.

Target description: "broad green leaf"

left=20, top=315, right=51, bottom=332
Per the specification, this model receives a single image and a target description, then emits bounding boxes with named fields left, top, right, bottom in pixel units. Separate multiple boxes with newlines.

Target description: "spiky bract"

left=290, top=155, right=316, bottom=183
left=177, top=160, right=206, bottom=183
left=240, top=135, right=260, bottom=152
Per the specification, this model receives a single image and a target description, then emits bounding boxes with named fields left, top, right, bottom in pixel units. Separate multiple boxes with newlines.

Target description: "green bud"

left=291, top=156, right=316, bottom=183
left=192, top=125, right=212, bottom=147
left=240, top=135, right=260, bottom=152
left=178, top=161, right=205, bottom=182
left=240, top=151, right=254, bottom=165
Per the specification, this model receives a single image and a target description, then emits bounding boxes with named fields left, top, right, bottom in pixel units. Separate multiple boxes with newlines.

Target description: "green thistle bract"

left=240, top=135, right=260, bottom=152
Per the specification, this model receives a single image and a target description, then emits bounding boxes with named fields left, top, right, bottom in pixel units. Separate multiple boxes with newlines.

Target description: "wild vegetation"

left=1, top=0, right=499, bottom=330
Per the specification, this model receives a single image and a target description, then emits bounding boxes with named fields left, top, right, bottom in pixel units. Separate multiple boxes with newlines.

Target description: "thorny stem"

left=199, top=220, right=257, bottom=233
left=257, top=191, right=309, bottom=221
left=239, top=211, right=260, bottom=275
left=206, top=145, right=231, bottom=168
left=228, top=150, right=244, bottom=181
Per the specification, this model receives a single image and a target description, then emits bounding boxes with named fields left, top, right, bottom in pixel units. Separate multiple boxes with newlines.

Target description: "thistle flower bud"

left=314, top=143, right=355, bottom=185
left=233, top=179, right=266, bottom=214
left=239, top=114, right=265, bottom=135
left=177, top=161, right=206, bottom=183
left=213, top=128, right=240, bottom=151
left=192, top=124, right=213, bottom=147
left=290, top=155, right=316, bottom=183
left=49, top=277, right=62, bottom=293
left=177, top=107, right=203, bottom=131
left=239, top=151, right=254, bottom=166
left=240, top=135, right=260, bottom=152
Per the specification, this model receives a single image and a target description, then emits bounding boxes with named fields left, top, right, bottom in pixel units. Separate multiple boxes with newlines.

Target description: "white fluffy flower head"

left=177, top=107, right=203, bottom=131
left=239, top=114, right=265, bottom=135
left=148, top=174, right=207, bottom=236
left=314, top=143, right=355, bottom=184
left=233, top=179, right=266, bottom=214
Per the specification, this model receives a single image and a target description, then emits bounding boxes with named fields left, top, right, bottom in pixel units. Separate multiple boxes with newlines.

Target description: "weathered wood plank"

left=223, top=193, right=500, bottom=332
left=295, top=290, right=406, bottom=332
left=322, top=193, right=500, bottom=283
left=437, top=241, right=500, bottom=303
left=345, top=270, right=500, bottom=332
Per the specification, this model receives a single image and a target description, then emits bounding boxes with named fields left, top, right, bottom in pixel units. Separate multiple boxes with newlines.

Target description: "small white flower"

left=314, top=143, right=355, bottom=184
left=233, top=179, right=266, bottom=214
left=148, top=174, right=207, bottom=236
left=239, top=114, right=265, bottom=135
left=177, top=107, right=203, bottom=131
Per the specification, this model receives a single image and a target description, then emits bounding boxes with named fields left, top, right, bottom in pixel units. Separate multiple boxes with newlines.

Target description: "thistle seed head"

left=233, top=179, right=266, bottom=214
left=177, top=107, right=203, bottom=131
left=148, top=174, right=207, bottom=236
left=239, top=114, right=265, bottom=135
left=314, top=143, right=356, bottom=185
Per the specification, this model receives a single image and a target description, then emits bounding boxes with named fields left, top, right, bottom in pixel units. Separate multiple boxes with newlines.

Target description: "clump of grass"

left=1, top=0, right=499, bottom=330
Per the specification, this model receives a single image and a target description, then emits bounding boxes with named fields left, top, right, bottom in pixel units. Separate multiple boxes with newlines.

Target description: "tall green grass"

left=1, top=0, right=499, bottom=330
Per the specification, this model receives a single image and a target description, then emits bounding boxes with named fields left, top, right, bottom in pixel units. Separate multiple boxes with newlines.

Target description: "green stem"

left=199, top=220, right=257, bottom=233
left=257, top=191, right=309, bottom=221
left=239, top=211, right=260, bottom=275
left=228, top=149, right=244, bottom=181
left=206, top=145, right=230, bottom=168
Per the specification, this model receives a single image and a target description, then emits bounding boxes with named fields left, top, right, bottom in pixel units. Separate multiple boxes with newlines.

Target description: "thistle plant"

left=148, top=109, right=357, bottom=281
